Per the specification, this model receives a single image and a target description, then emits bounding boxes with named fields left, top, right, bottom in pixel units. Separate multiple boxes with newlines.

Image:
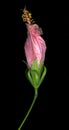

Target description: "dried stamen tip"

left=22, top=7, right=35, bottom=24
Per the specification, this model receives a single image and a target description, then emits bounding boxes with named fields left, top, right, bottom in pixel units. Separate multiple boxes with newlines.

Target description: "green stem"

left=18, top=89, right=38, bottom=130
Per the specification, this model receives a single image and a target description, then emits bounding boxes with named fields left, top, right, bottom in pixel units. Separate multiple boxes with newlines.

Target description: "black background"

left=16, top=0, right=69, bottom=129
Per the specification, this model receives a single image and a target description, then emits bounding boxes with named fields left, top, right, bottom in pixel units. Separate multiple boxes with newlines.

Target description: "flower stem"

left=18, top=89, right=38, bottom=130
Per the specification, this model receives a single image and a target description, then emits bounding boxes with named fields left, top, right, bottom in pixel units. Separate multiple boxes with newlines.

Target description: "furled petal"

left=24, top=24, right=47, bottom=67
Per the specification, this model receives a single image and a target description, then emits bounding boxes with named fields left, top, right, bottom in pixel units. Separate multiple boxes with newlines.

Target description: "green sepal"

left=38, top=66, right=47, bottom=87
left=31, top=60, right=38, bottom=71
left=25, top=60, right=47, bottom=89
left=31, top=60, right=44, bottom=77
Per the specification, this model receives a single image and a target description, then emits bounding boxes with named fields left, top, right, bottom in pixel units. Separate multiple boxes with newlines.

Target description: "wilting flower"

left=24, top=23, right=46, bottom=68
left=22, top=7, right=47, bottom=68
left=22, top=7, right=47, bottom=89
left=17, top=7, right=47, bottom=130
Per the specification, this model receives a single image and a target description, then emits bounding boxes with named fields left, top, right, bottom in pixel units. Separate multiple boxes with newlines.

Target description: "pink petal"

left=24, top=24, right=47, bottom=67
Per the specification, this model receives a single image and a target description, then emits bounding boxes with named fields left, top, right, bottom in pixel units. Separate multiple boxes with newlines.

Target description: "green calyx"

left=25, top=60, right=47, bottom=89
